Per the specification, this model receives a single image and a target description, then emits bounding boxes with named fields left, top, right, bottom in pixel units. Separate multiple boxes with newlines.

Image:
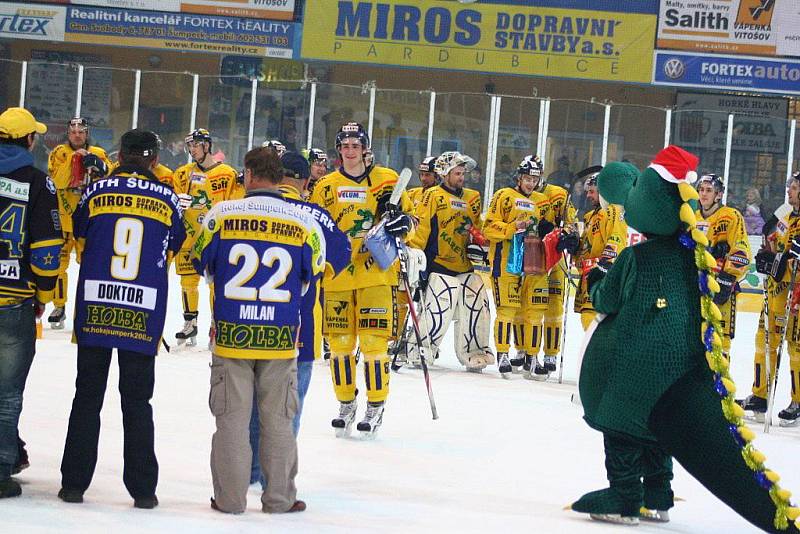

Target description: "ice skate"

left=778, top=401, right=800, bottom=427
left=736, top=394, right=766, bottom=423
left=357, top=401, right=385, bottom=438
left=332, top=399, right=358, bottom=438
left=639, top=507, right=670, bottom=523
left=589, top=513, right=639, bottom=526
left=498, top=352, right=512, bottom=379
left=510, top=351, right=525, bottom=374
left=48, top=307, right=65, bottom=330
left=175, top=316, right=198, bottom=347
left=543, top=355, right=557, bottom=373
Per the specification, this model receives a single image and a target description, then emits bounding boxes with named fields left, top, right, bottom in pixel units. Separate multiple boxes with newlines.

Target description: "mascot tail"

left=651, top=365, right=799, bottom=533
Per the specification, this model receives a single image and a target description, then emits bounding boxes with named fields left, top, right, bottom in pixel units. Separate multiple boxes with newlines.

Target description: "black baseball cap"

left=120, top=129, right=159, bottom=157
left=281, top=151, right=310, bottom=180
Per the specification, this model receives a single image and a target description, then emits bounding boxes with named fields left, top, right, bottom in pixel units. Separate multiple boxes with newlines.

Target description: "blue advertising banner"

left=64, top=5, right=298, bottom=58
left=653, top=50, right=800, bottom=96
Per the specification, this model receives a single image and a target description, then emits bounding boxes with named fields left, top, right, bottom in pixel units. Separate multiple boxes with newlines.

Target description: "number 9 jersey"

left=191, top=191, right=326, bottom=359
left=71, top=169, right=186, bottom=355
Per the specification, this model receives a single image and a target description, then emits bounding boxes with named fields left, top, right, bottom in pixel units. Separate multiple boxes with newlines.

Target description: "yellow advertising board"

left=301, top=0, right=657, bottom=83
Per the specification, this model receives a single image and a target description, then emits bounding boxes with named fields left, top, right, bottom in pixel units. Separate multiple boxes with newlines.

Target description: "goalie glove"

left=556, top=230, right=580, bottom=255
left=466, top=243, right=488, bottom=265
left=713, top=271, right=736, bottom=306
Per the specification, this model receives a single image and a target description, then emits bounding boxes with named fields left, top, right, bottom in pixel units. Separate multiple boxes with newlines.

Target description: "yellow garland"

left=680, top=193, right=799, bottom=531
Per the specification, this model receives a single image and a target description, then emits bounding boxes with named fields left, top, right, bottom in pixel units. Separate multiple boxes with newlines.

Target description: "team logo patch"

left=337, top=187, right=367, bottom=203
left=449, top=199, right=466, bottom=211
left=514, top=198, right=534, bottom=211
left=333, top=301, right=348, bottom=315
left=728, top=251, right=750, bottom=268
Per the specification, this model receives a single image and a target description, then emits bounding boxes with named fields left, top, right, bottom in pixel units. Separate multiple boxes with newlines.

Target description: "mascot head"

left=598, top=146, right=699, bottom=236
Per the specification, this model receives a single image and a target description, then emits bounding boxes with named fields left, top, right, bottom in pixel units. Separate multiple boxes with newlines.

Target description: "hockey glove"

left=537, top=219, right=555, bottom=239
left=586, top=263, right=609, bottom=294
left=713, top=271, right=736, bottom=306
left=755, top=248, right=775, bottom=275
left=790, top=237, right=800, bottom=260
left=384, top=211, right=413, bottom=238
left=556, top=230, right=580, bottom=255
left=82, top=154, right=107, bottom=179
left=708, top=242, right=730, bottom=260
left=466, top=243, right=488, bottom=265
left=177, top=193, right=193, bottom=212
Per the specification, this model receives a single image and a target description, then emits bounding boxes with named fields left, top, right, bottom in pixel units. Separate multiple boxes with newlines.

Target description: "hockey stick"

left=390, top=304, right=412, bottom=372
left=764, top=259, right=799, bottom=433
left=397, top=239, right=439, bottom=420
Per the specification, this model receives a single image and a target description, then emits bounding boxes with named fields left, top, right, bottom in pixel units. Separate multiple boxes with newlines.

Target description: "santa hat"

left=648, top=145, right=699, bottom=184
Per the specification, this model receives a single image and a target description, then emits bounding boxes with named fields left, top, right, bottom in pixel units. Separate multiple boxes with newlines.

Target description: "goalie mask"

left=435, top=151, right=476, bottom=179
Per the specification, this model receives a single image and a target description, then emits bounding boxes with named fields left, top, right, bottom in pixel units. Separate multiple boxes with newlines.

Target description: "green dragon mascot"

left=569, top=146, right=800, bottom=532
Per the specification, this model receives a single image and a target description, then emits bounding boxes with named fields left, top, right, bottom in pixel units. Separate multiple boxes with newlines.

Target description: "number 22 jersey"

left=72, top=166, right=186, bottom=355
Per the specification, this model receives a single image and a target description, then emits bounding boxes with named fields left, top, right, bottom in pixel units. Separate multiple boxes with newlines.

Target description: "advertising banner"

left=64, top=5, right=297, bottom=58
left=672, top=92, right=788, bottom=153
left=301, top=0, right=657, bottom=84
left=657, top=0, right=800, bottom=58
left=0, top=1, right=65, bottom=41
left=653, top=50, right=800, bottom=95
left=23, top=0, right=294, bottom=21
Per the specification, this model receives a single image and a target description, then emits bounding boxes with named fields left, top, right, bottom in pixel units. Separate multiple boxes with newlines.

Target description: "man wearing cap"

left=59, top=129, right=185, bottom=509
left=47, top=117, right=111, bottom=329
left=0, top=107, right=62, bottom=498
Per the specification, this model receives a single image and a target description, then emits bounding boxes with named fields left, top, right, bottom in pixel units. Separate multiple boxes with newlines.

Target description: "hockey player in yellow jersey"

left=405, top=151, right=492, bottom=371
left=309, top=122, right=415, bottom=437
left=739, top=172, right=800, bottom=426
left=484, top=156, right=577, bottom=379
left=306, top=148, right=328, bottom=197
left=533, top=155, right=577, bottom=376
left=109, top=160, right=173, bottom=187
left=171, top=128, right=240, bottom=346
left=573, top=169, right=628, bottom=330
left=47, top=117, right=111, bottom=328
left=407, top=156, right=438, bottom=208
left=694, top=174, right=751, bottom=358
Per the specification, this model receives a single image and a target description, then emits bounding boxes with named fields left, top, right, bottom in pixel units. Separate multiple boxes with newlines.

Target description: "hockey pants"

left=54, top=233, right=74, bottom=308
left=407, top=272, right=492, bottom=368
left=492, top=274, right=548, bottom=355
left=543, top=265, right=566, bottom=357
left=752, top=301, right=800, bottom=404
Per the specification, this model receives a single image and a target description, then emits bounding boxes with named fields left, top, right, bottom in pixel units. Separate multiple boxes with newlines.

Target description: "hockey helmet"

left=577, top=165, right=604, bottom=188
left=335, top=122, right=370, bottom=150
left=696, top=173, right=725, bottom=194
left=435, top=151, right=476, bottom=179
left=418, top=156, right=437, bottom=173
left=185, top=128, right=212, bottom=149
left=68, top=117, right=89, bottom=133
left=263, top=139, right=286, bottom=157
left=517, top=155, right=543, bottom=177
left=308, top=148, right=327, bottom=164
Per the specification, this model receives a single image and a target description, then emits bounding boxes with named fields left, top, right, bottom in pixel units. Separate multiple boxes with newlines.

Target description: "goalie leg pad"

left=408, top=273, right=457, bottom=364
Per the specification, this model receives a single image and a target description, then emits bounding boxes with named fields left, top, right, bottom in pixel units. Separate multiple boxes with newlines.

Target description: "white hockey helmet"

left=262, top=139, right=286, bottom=157
left=435, top=151, right=476, bottom=179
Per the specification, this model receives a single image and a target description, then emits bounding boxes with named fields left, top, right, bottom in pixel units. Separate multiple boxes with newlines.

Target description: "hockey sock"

left=364, top=356, right=390, bottom=403
left=330, top=354, right=357, bottom=402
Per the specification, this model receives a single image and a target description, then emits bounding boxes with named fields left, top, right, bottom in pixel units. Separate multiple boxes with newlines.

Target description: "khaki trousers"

left=209, top=355, right=299, bottom=513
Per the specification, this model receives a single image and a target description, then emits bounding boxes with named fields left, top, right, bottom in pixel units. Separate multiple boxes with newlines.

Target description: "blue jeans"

left=249, top=360, right=312, bottom=485
left=0, top=302, right=36, bottom=481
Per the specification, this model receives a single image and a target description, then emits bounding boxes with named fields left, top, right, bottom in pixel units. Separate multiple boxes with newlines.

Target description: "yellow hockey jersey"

left=540, top=183, right=576, bottom=226
left=574, top=204, right=628, bottom=312
left=483, top=186, right=551, bottom=278
left=309, top=166, right=412, bottom=291
left=48, top=143, right=111, bottom=234
left=696, top=205, right=751, bottom=283
left=407, top=186, right=428, bottom=209
left=409, top=185, right=482, bottom=276
left=172, top=161, right=240, bottom=251
left=764, top=207, right=798, bottom=297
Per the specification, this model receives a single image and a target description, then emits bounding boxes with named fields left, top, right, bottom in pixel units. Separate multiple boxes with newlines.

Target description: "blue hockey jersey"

left=192, top=189, right=326, bottom=359
left=72, top=166, right=185, bottom=356
left=279, top=184, right=351, bottom=362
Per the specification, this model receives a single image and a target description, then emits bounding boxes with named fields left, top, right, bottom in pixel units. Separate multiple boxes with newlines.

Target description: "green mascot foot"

left=571, top=487, right=640, bottom=525
left=651, top=365, right=800, bottom=533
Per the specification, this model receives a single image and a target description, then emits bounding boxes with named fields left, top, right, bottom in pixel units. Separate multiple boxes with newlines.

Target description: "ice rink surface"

left=5, top=266, right=798, bottom=533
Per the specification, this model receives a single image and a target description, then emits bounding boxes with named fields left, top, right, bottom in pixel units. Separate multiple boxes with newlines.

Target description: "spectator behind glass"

left=572, top=179, right=587, bottom=217
left=743, top=187, right=766, bottom=235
